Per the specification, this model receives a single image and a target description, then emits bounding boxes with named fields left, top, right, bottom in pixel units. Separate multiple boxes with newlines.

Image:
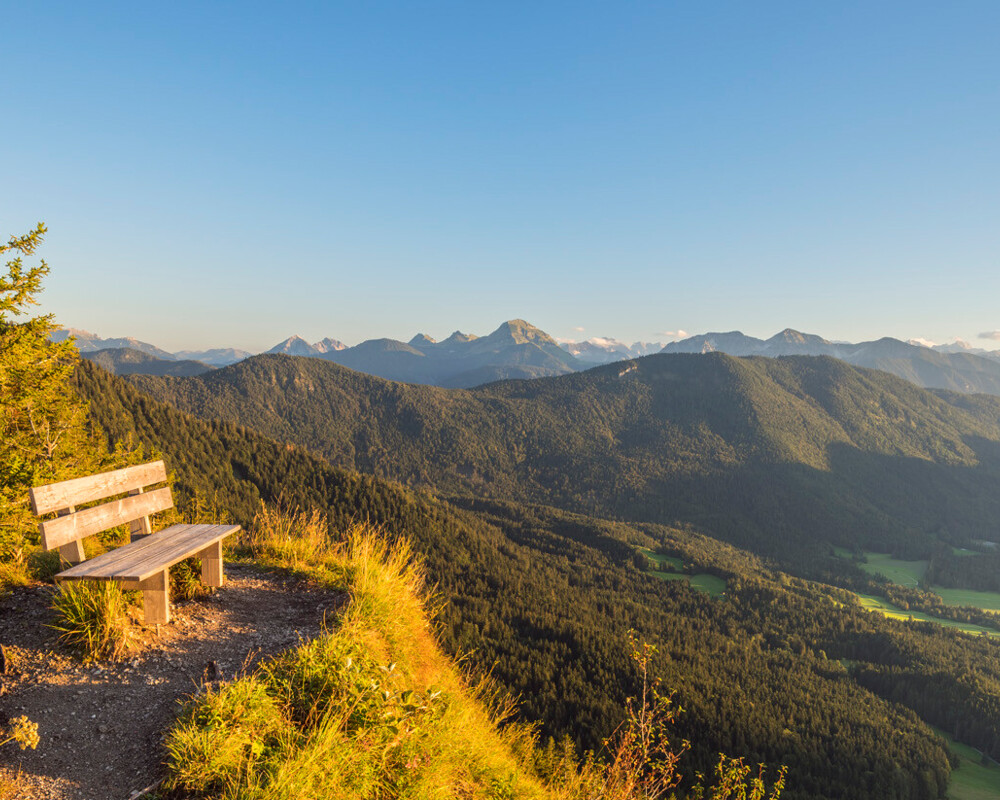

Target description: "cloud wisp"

left=978, top=331, right=1000, bottom=341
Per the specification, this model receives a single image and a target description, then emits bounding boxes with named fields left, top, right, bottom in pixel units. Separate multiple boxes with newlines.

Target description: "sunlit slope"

left=164, top=523, right=555, bottom=800
left=126, top=352, right=1000, bottom=557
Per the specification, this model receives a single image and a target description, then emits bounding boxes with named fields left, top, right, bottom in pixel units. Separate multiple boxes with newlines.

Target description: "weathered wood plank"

left=199, top=540, right=224, bottom=587
left=29, top=461, right=167, bottom=515
left=140, top=570, right=169, bottom=625
left=128, top=488, right=153, bottom=542
left=57, top=525, right=197, bottom=577
left=57, top=524, right=206, bottom=581
left=56, top=523, right=240, bottom=583
left=54, top=506, right=85, bottom=565
left=58, top=539, right=86, bottom=564
left=111, top=526, right=238, bottom=583
left=107, top=525, right=225, bottom=581
left=39, top=487, right=173, bottom=551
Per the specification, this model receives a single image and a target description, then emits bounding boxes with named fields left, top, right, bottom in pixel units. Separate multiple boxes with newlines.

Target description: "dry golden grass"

left=166, top=505, right=786, bottom=800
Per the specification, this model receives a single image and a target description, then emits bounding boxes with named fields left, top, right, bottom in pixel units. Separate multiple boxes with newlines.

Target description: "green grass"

left=856, top=553, right=927, bottom=587
left=853, top=593, right=1000, bottom=637
left=639, top=548, right=682, bottom=571
left=931, top=727, right=1000, bottom=800
left=835, top=551, right=1000, bottom=614
left=952, top=547, right=979, bottom=557
left=934, top=587, right=1000, bottom=612
left=640, top=549, right=726, bottom=597
left=50, top=580, right=136, bottom=661
left=164, top=512, right=555, bottom=800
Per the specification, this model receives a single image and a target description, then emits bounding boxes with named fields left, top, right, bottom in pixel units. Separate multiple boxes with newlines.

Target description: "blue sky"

left=3, top=1, right=999, bottom=352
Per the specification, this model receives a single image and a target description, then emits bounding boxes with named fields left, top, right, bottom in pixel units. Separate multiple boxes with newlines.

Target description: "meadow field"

left=853, top=594, right=1000, bottom=637
left=839, top=552, right=1000, bottom=614
left=932, top=727, right=1000, bottom=800
left=639, top=549, right=727, bottom=597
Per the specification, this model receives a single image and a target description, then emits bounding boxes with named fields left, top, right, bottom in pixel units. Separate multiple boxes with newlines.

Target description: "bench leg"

left=140, top=569, right=170, bottom=625
left=198, top=541, right=225, bottom=588
left=58, top=540, right=86, bottom=565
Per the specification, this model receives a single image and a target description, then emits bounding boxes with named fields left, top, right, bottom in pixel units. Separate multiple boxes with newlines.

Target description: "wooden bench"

left=29, top=460, right=240, bottom=625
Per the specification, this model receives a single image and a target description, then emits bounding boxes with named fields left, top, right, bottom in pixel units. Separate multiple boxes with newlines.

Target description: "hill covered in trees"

left=74, top=360, right=1000, bottom=800
left=126, top=352, right=1000, bottom=565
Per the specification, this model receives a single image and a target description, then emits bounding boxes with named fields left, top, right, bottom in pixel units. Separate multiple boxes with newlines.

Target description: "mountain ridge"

left=125, top=351, right=1000, bottom=561
left=53, top=324, right=1000, bottom=395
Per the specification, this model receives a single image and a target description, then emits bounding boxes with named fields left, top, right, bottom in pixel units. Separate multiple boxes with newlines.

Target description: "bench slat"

left=55, top=523, right=200, bottom=580
left=57, top=523, right=240, bottom=584
left=40, top=487, right=174, bottom=551
left=62, top=524, right=198, bottom=574
left=114, top=524, right=238, bottom=583
left=30, top=461, right=168, bottom=515
left=106, top=525, right=231, bottom=582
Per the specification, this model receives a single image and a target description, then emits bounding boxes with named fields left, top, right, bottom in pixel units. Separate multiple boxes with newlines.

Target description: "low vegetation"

left=852, top=593, right=1000, bottom=637
left=164, top=507, right=785, bottom=799
left=49, top=580, right=137, bottom=661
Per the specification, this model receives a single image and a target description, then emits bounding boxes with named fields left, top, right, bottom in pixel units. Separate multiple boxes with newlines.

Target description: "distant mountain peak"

left=486, top=319, right=556, bottom=346
left=313, top=337, right=347, bottom=353
left=51, top=327, right=100, bottom=341
left=267, top=336, right=319, bottom=357
left=767, top=328, right=830, bottom=346
left=443, top=331, right=477, bottom=344
left=409, top=333, right=438, bottom=347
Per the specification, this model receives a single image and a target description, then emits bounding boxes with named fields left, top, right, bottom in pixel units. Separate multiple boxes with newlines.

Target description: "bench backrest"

left=30, top=460, right=173, bottom=559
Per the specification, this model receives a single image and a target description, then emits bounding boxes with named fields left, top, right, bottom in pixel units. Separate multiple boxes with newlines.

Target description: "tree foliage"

left=1, top=226, right=89, bottom=566
left=0, top=225, right=131, bottom=582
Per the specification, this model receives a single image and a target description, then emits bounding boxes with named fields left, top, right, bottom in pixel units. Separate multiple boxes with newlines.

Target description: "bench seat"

left=56, top=523, right=240, bottom=584
left=32, top=461, right=241, bottom=625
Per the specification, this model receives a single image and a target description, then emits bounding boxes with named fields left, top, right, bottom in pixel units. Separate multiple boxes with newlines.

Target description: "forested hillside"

left=75, top=360, right=1000, bottom=800
left=127, top=352, right=1000, bottom=562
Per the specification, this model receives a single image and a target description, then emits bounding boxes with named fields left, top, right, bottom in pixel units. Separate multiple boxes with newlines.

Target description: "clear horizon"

left=4, top=2, right=999, bottom=352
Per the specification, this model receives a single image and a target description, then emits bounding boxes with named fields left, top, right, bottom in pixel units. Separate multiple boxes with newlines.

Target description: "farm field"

left=839, top=552, right=1000, bottom=613
left=639, top=549, right=727, bottom=597
left=854, top=594, right=1000, bottom=637
left=857, top=553, right=927, bottom=586
left=932, top=727, right=1000, bottom=800
left=934, top=587, right=1000, bottom=612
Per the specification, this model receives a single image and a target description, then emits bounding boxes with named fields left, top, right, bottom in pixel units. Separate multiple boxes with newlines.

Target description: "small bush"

left=163, top=678, right=290, bottom=796
left=50, top=580, right=135, bottom=661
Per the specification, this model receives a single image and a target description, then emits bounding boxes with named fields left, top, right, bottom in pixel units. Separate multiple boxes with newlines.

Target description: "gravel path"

left=0, top=564, right=343, bottom=800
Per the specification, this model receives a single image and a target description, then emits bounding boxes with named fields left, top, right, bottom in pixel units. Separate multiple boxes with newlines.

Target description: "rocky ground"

left=0, top=564, right=342, bottom=799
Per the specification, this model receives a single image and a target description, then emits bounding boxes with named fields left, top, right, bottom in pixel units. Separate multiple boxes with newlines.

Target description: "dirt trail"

left=0, top=564, right=342, bottom=800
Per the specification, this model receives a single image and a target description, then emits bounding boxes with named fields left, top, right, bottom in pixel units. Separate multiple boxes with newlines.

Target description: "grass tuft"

left=0, top=770, right=29, bottom=800
left=164, top=678, right=289, bottom=797
left=50, top=580, right=135, bottom=661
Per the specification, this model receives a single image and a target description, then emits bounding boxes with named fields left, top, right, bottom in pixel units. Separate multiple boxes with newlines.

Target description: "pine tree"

left=0, top=224, right=104, bottom=577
